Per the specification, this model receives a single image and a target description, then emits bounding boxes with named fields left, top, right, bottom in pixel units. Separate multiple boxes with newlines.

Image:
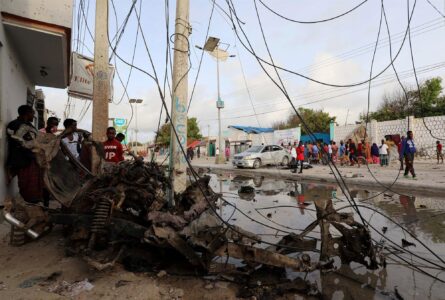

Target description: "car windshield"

left=246, top=146, right=263, bottom=153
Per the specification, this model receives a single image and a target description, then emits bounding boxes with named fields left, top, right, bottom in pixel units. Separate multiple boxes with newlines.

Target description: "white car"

left=232, top=145, right=290, bottom=169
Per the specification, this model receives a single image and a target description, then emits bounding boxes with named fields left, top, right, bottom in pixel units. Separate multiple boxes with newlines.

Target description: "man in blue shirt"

left=401, top=131, right=416, bottom=179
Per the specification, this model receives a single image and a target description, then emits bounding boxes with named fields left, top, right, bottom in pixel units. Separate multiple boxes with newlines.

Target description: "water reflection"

left=211, top=173, right=445, bottom=299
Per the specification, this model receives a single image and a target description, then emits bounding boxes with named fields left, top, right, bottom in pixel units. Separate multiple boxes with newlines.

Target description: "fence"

left=332, top=115, right=445, bottom=156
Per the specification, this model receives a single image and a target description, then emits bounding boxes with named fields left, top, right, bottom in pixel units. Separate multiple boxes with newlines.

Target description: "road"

left=181, top=155, right=445, bottom=196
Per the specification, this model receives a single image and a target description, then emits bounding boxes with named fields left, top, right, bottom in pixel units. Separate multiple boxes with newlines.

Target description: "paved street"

left=181, top=156, right=445, bottom=196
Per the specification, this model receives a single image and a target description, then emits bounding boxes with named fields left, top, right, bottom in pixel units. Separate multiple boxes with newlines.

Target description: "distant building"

left=225, top=125, right=301, bottom=155
left=0, top=0, right=73, bottom=203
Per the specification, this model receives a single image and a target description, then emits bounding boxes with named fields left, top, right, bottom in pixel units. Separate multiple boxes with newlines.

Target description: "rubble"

left=3, top=130, right=387, bottom=298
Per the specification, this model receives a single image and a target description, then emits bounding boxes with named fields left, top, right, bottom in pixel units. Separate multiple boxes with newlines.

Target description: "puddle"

left=209, top=172, right=445, bottom=299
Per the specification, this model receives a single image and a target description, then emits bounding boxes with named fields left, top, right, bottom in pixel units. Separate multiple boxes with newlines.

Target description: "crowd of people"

left=6, top=104, right=441, bottom=206
left=5, top=105, right=127, bottom=206
left=282, top=132, right=422, bottom=179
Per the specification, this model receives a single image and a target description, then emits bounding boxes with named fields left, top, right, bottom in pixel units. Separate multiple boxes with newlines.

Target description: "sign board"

left=68, top=52, right=115, bottom=101
left=216, top=97, right=224, bottom=108
left=114, top=118, right=126, bottom=126
left=113, top=118, right=128, bottom=144
left=273, top=127, right=301, bottom=145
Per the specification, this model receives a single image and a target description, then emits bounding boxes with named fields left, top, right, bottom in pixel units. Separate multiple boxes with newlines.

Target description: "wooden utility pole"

left=169, top=0, right=190, bottom=195
left=91, top=0, right=110, bottom=174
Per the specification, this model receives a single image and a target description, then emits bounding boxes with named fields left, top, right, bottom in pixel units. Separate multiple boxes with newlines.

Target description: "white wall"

left=333, top=116, right=445, bottom=156
left=0, top=12, right=35, bottom=204
left=1, top=0, right=73, bottom=28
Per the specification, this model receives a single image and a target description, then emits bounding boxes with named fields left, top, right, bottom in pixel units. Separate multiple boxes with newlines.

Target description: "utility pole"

left=129, top=98, right=143, bottom=151
left=91, top=0, right=110, bottom=174
left=169, top=0, right=190, bottom=196
left=195, top=38, right=235, bottom=164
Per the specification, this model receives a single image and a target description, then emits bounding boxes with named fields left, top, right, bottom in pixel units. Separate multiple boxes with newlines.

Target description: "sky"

left=41, top=0, right=445, bottom=143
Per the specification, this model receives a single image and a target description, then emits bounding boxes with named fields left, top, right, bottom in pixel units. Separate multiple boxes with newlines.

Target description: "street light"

left=129, top=98, right=143, bottom=149
left=196, top=37, right=236, bottom=164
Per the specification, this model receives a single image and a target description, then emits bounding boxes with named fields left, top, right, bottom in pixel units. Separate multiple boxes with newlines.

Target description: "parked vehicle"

left=232, top=145, right=290, bottom=169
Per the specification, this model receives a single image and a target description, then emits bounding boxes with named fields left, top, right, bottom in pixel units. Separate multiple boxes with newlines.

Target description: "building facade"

left=0, top=0, right=73, bottom=204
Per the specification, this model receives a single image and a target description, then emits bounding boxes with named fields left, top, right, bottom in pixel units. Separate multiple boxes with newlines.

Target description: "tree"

left=155, top=117, right=203, bottom=146
left=361, top=77, right=445, bottom=122
left=272, top=107, right=335, bottom=135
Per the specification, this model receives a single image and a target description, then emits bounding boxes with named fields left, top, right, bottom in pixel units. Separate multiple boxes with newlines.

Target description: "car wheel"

left=281, top=156, right=289, bottom=166
left=253, top=159, right=261, bottom=169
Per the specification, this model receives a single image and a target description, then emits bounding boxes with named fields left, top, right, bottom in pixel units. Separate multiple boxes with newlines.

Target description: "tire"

left=281, top=156, right=289, bottom=166
left=253, top=159, right=261, bottom=169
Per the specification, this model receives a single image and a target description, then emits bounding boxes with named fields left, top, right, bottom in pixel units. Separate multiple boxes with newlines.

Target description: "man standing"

left=290, top=142, right=297, bottom=173
left=402, top=131, right=416, bottom=179
left=379, top=139, right=389, bottom=167
left=103, top=127, right=124, bottom=163
left=398, top=136, right=406, bottom=170
left=296, top=141, right=305, bottom=174
left=225, top=146, right=230, bottom=162
left=39, top=117, right=59, bottom=134
left=62, top=118, right=81, bottom=160
left=6, top=105, right=43, bottom=204
left=312, top=143, right=319, bottom=164
left=349, top=139, right=359, bottom=167
left=436, top=140, right=444, bottom=164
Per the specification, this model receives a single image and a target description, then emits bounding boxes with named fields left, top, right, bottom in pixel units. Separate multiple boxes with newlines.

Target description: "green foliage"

left=361, top=77, right=445, bottom=122
left=272, top=107, right=335, bottom=135
left=156, top=117, right=203, bottom=146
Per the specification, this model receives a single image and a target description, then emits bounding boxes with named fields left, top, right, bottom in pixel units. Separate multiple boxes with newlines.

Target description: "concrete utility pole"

left=91, top=0, right=110, bottom=174
left=169, top=0, right=190, bottom=195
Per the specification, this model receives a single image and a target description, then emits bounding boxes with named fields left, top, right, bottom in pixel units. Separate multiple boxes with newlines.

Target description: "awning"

left=2, top=12, right=71, bottom=88
left=187, top=140, right=201, bottom=148
left=229, top=125, right=274, bottom=134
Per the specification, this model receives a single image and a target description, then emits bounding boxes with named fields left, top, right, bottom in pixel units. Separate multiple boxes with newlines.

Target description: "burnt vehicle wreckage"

left=5, top=128, right=432, bottom=297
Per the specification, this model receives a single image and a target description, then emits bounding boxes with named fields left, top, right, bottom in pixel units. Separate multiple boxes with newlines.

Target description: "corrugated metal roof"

left=229, top=125, right=274, bottom=134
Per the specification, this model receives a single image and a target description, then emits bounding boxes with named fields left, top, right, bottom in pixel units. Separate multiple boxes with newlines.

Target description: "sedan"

left=232, top=145, right=290, bottom=169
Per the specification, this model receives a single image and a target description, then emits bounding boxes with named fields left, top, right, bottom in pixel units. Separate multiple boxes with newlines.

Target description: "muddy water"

left=209, top=172, right=445, bottom=300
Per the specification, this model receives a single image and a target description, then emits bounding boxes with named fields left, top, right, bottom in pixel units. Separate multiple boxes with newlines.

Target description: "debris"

left=18, top=271, right=62, bottom=288
left=204, top=283, right=214, bottom=290
left=20, top=134, right=386, bottom=297
left=401, top=239, right=416, bottom=248
left=382, top=227, right=388, bottom=234
left=115, top=280, right=131, bottom=288
left=157, top=270, right=167, bottom=278
left=394, top=286, right=404, bottom=300
left=48, top=279, right=94, bottom=298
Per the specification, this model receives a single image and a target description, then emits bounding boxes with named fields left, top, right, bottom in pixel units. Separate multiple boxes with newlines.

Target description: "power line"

left=187, top=0, right=216, bottom=112
left=258, top=0, right=368, bottom=24
left=200, top=61, right=445, bottom=121
left=225, top=0, right=420, bottom=89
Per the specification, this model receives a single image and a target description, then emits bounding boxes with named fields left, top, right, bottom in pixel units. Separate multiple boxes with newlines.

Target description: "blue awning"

left=229, top=125, right=274, bottom=134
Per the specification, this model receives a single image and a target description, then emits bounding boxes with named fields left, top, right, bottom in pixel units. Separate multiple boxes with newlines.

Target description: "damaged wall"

left=0, top=4, right=35, bottom=205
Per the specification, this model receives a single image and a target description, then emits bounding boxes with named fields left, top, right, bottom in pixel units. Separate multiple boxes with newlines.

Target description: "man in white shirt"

left=290, top=142, right=297, bottom=173
left=379, top=139, right=389, bottom=166
left=61, top=118, right=81, bottom=160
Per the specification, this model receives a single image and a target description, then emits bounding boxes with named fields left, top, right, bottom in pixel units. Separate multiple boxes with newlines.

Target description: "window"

left=272, top=145, right=282, bottom=151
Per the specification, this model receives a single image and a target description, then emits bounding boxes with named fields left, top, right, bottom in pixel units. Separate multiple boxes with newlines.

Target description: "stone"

left=157, top=270, right=167, bottom=278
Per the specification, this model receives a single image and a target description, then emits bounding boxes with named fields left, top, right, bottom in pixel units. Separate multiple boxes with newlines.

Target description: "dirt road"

left=0, top=219, right=239, bottom=300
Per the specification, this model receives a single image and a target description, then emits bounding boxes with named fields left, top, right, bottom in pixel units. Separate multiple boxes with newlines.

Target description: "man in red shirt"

left=103, top=127, right=124, bottom=163
left=437, top=140, right=444, bottom=164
